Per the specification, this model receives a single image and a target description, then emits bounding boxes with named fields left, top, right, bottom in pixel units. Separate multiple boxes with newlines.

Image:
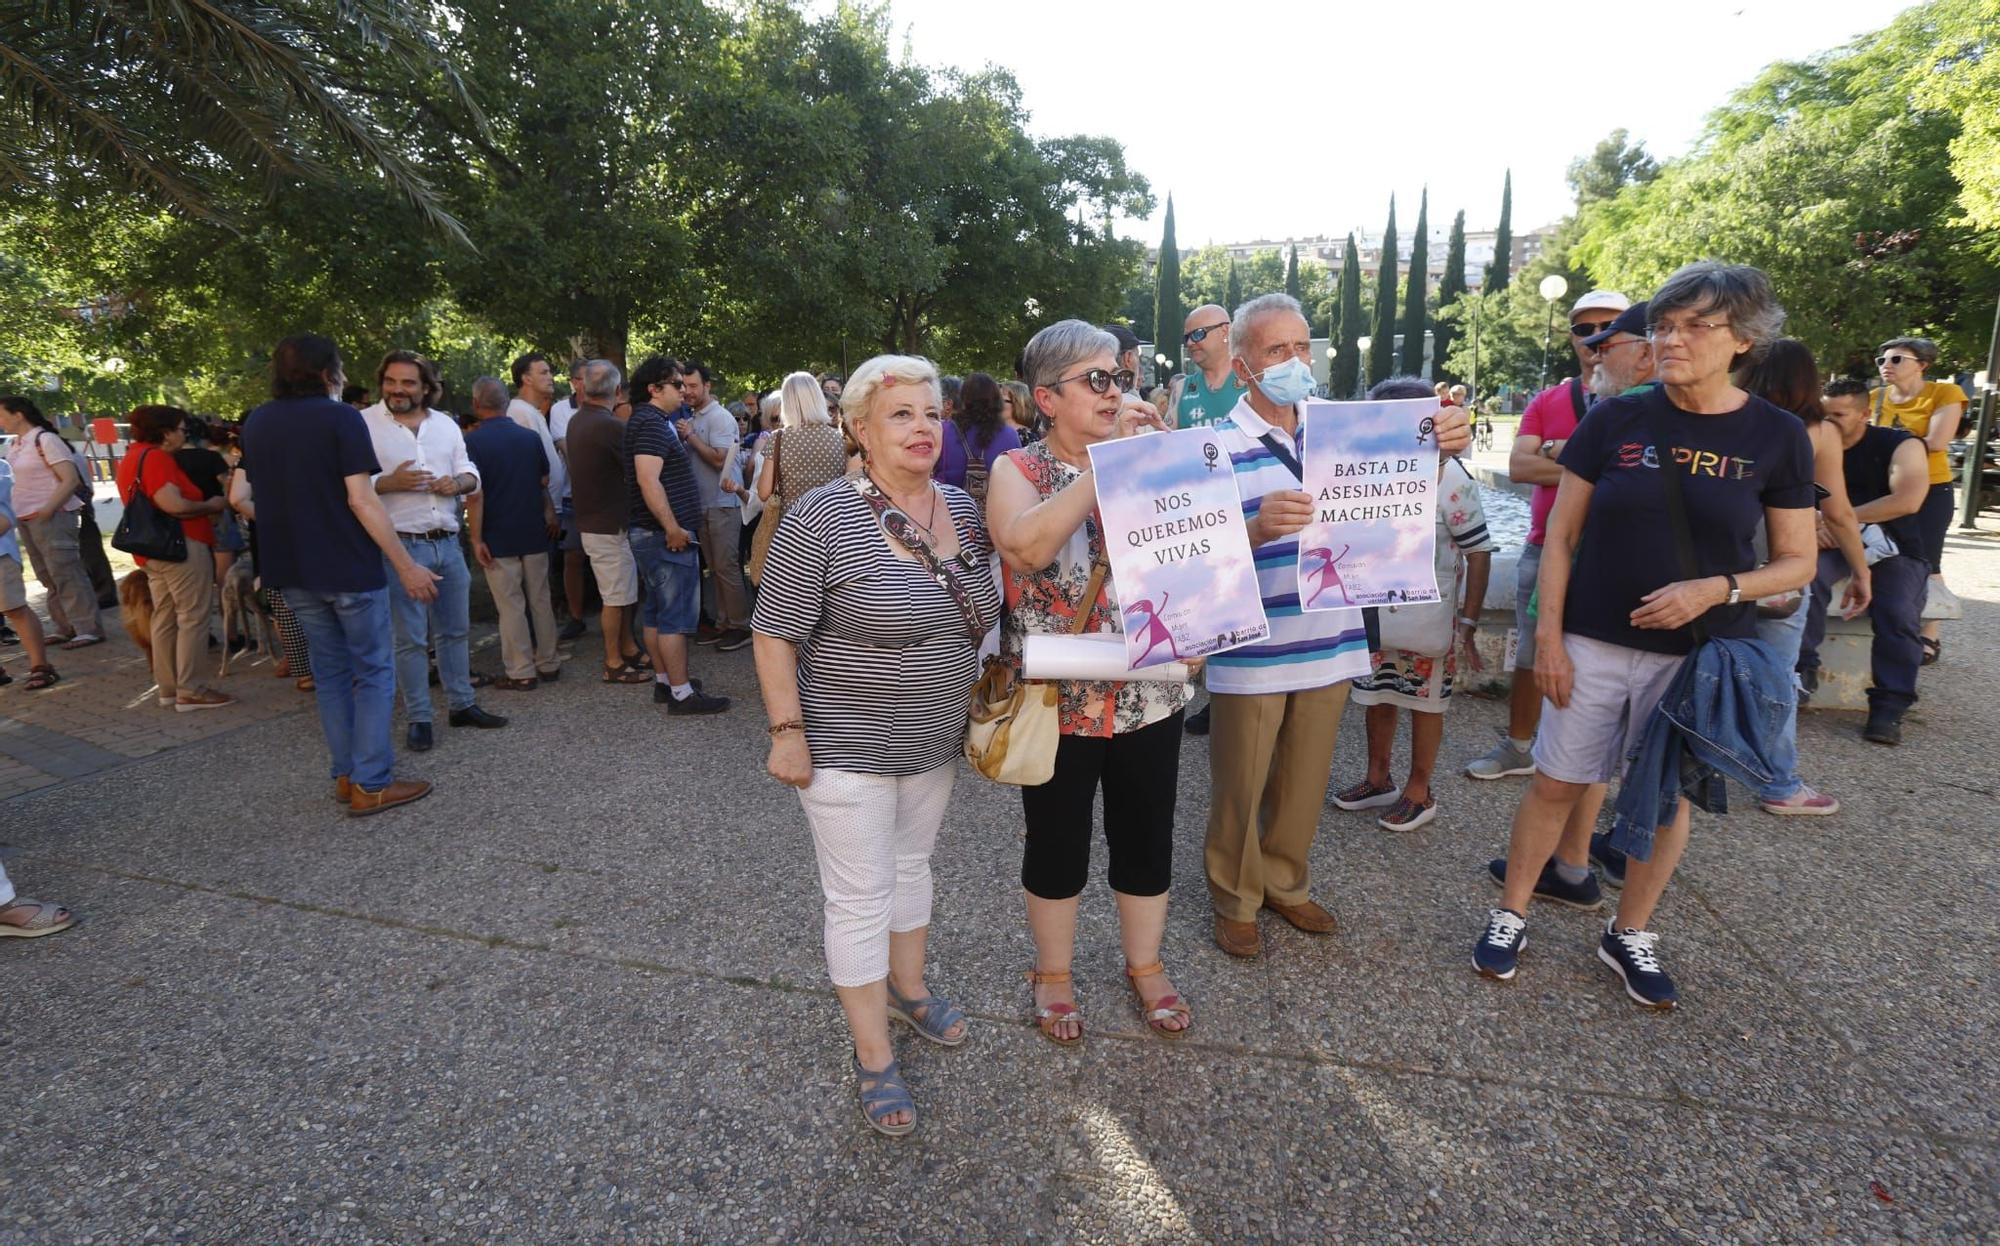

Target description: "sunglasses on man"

left=1569, top=320, right=1615, bottom=338
left=1051, top=367, right=1138, bottom=395
left=1182, top=323, right=1229, bottom=344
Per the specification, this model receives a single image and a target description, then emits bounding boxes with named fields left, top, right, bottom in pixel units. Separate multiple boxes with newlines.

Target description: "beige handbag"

left=965, top=557, right=1107, bottom=786
left=745, top=431, right=782, bottom=586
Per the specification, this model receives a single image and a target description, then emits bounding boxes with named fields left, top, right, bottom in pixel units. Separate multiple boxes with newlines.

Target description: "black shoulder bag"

left=1257, top=427, right=1382, bottom=651
left=1638, top=395, right=1711, bottom=646
left=111, top=447, right=189, bottom=562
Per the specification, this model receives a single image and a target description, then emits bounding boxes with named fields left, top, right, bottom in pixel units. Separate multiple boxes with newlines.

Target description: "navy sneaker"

left=1472, top=909, right=1528, bottom=981
left=1486, top=857, right=1603, bottom=911
left=1589, top=832, right=1626, bottom=889
left=1598, top=920, right=1679, bottom=1009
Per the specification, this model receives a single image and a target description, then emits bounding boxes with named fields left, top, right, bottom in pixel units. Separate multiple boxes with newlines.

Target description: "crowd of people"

left=0, top=261, right=1976, bottom=1138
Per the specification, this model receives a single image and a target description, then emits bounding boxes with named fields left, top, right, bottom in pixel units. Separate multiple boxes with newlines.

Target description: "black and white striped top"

left=751, top=478, right=1001, bottom=775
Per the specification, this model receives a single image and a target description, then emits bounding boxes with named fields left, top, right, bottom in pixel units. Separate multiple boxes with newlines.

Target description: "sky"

left=853, top=0, right=1899, bottom=247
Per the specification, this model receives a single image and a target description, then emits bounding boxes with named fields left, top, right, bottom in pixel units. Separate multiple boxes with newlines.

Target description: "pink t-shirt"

left=1516, top=379, right=1589, bottom=545
left=3, top=428, right=80, bottom=518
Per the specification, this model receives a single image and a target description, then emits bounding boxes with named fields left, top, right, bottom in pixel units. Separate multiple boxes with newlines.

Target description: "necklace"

left=866, top=473, right=942, bottom=541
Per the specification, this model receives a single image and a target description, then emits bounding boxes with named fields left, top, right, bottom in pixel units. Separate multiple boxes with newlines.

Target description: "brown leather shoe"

left=332, top=776, right=352, bottom=804
left=1213, top=915, right=1261, bottom=959
left=1264, top=897, right=1338, bottom=934
left=347, top=778, right=433, bottom=817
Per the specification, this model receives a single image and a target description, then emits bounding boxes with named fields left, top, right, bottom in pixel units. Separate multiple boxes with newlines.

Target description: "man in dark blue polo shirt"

left=240, top=334, right=439, bottom=816
left=465, top=376, right=563, bottom=689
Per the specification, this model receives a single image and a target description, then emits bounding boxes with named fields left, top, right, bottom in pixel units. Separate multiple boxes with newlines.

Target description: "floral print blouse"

left=999, top=441, right=1189, bottom=738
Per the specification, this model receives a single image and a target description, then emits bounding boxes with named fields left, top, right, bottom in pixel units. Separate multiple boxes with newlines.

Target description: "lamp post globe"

left=1538, top=273, right=1569, bottom=302
left=1536, top=274, right=1570, bottom=392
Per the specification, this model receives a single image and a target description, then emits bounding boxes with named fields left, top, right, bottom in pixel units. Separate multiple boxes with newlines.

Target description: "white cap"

left=1569, top=289, right=1631, bottom=315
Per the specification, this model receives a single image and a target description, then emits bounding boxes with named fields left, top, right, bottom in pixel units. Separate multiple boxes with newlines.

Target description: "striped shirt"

left=1205, top=395, right=1370, bottom=695
left=751, top=479, right=1001, bottom=775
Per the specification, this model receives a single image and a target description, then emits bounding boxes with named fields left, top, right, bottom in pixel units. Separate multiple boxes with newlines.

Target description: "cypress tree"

left=1398, top=188, right=1430, bottom=376
left=1226, top=258, right=1242, bottom=312
left=1434, top=209, right=1468, bottom=386
left=1284, top=245, right=1300, bottom=301
left=1483, top=170, right=1513, bottom=294
left=1370, top=196, right=1398, bottom=387
left=1333, top=232, right=1362, bottom=398
left=1153, top=195, right=1183, bottom=372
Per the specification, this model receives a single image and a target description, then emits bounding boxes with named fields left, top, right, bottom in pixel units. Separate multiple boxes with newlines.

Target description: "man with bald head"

left=465, top=375, right=563, bottom=689
left=1202, top=293, right=1472, bottom=959
left=1169, top=303, right=1247, bottom=430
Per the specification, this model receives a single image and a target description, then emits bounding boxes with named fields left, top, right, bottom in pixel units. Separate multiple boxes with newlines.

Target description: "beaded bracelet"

left=767, top=719, right=805, bottom=736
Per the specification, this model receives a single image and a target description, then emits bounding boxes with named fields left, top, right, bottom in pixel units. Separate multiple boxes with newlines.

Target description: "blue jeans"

left=628, top=526, right=700, bottom=635
left=1752, top=601, right=1808, bottom=801
left=387, top=534, right=473, bottom=722
left=287, top=588, right=397, bottom=789
left=1802, top=550, right=1927, bottom=716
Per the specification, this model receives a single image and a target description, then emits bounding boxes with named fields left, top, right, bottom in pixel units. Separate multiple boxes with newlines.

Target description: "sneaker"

left=1486, top=857, right=1603, bottom=911
left=1598, top=921, right=1679, bottom=1009
left=652, top=678, right=704, bottom=703
left=0, top=624, right=18, bottom=646
left=1862, top=710, right=1902, bottom=746
left=1473, top=909, right=1528, bottom=980
left=1797, top=665, right=1819, bottom=705
left=1465, top=736, right=1535, bottom=780
left=716, top=628, right=753, bottom=652
left=1589, top=832, right=1627, bottom=889
left=1376, top=795, right=1436, bottom=831
left=1184, top=704, right=1211, bottom=736
left=1330, top=778, right=1400, bottom=811
left=695, top=623, right=723, bottom=646
left=557, top=618, right=586, bottom=642
left=174, top=689, right=237, bottom=712
left=666, top=689, right=731, bottom=715
left=1759, top=786, right=1840, bottom=817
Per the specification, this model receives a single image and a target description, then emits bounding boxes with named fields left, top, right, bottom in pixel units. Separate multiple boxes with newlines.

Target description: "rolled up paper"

left=1022, top=634, right=1191, bottom=683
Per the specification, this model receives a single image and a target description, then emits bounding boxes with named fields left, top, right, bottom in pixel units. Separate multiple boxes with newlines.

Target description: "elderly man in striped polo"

left=1203, top=294, right=1472, bottom=958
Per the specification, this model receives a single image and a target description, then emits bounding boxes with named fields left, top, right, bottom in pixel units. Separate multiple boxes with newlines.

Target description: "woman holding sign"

left=1474, top=262, right=1816, bottom=1010
left=986, top=319, right=1191, bottom=1044
left=750, top=354, right=1001, bottom=1137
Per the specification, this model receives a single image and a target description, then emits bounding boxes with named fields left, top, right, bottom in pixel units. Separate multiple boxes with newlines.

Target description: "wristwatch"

left=1724, top=574, right=1742, bottom=605
left=1539, top=438, right=1558, bottom=459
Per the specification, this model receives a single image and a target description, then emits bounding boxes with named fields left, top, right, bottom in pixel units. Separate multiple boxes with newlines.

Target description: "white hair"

left=1229, top=292, right=1305, bottom=362
left=779, top=371, right=831, bottom=428
left=839, top=355, right=941, bottom=437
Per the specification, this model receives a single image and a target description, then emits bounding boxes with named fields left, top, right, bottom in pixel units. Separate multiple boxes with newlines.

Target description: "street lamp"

left=1536, top=273, right=1569, bottom=393
left=1154, top=351, right=1171, bottom=389
left=1356, top=336, right=1372, bottom=396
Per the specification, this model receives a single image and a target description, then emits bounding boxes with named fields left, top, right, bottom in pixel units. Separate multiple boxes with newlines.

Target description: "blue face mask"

left=1251, top=356, right=1315, bottom=407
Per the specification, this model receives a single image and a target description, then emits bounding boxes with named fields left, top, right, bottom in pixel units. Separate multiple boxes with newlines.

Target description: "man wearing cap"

left=1461, top=290, right=1626, bottom=903
left=1168, top=304, right=1248, bottom=430
left=1101, top=323, right=1144, bottom=394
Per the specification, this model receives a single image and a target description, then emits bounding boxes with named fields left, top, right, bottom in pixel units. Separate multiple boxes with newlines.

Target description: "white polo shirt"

left=1203, top=395, right=1370, bottom=696
left=362, top=403, right=480, bottom=535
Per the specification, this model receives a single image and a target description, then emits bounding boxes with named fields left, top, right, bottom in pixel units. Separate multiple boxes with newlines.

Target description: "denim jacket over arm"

left=1610, top=636, right=1797, bottom=861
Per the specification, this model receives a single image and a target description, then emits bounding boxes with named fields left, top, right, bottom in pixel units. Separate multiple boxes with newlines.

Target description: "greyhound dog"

left=218, top=559, right=278, bottom=678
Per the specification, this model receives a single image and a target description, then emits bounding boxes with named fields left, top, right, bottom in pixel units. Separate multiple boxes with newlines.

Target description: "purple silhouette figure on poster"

left=1301, top=544, right=1353, bottom=609
left=1123, top=592, right=1185, bottom=665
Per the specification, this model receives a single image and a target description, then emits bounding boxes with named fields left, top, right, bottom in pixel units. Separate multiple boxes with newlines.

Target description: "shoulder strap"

left=1256, top=430, right=1303, bottom=482
left=1570, top=377, right=1588, bottom=421
left=1637, top=391, right=1709, bottom=645
left=852, top=481, right=986, bottom=643
left=1069, top=556, right=1109, bottom=636
left=1872, top=385, right=1887, bottom=425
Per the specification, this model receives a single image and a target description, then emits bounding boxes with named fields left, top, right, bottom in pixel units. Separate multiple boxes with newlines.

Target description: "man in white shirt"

left=546, top=360, right=587, bottom=639
left=672, top=360, right=752, bottom=650
left=363, top=351, right=508, bottom=752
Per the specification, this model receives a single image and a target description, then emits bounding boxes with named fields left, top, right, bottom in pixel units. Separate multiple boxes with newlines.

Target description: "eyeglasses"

left=1182, top=323, right=1229, bottom=344
left=1875, top=353, right=1915, bottom=367
left=1050, top=367, right=1137, bottom=395
left=1595, top=335, right=1646, bottom=352
left=1569, top=320, right=1616, bottom=338
left=1645, top=319, right=1731, bottom=343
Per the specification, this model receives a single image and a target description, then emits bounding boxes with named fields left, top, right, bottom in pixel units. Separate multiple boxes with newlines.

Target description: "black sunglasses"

left=1050, top=367, right=1137, bottom=395
left=1182, top=323, right=1229, bottom=344
left=1569, top=320, right=1616, bottom=338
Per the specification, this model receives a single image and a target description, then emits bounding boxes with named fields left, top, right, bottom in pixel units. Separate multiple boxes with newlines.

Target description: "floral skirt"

left=1349, top=646, right=1455, bottom=713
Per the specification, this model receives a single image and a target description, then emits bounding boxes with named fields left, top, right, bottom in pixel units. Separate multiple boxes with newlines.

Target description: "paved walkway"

left=4, top=528, right=1998, bottom=1241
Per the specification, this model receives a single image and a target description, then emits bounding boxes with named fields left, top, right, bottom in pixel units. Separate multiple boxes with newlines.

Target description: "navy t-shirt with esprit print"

left=1558, top=386, right=1814, bottom=655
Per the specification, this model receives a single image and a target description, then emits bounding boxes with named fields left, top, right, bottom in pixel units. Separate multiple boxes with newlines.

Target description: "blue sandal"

left=886, top=981, right=968, bottom=1047
left=856, top=1057, right=916, bottom=1137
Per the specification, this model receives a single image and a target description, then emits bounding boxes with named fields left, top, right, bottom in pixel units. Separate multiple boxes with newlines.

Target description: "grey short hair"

left=1021, top=319, right=1120, bottom=390
left=470, top=376, right=509, bottom=412
left=1647, top=262, right=1786, bottom=365
left=578, top=359, right=622, bottom=401
left=1878, top=336, right=1939, bottom=367
left=1229, top=292, right=1305, bottom=362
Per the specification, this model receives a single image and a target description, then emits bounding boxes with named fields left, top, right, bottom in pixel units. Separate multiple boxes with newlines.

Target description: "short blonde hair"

left=778, top=371, right=831, bottom=428
left=839, top=354, right=941, bottom=440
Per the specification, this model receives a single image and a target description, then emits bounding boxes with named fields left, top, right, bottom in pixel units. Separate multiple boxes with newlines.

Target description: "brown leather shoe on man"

left=332, top=776, right=352, bottom=804
left=348, top=779, right=433, bottom=818
left=1213, top=915, right=1261, bottom=959
left=1264, top=897, right=1338, bottom=934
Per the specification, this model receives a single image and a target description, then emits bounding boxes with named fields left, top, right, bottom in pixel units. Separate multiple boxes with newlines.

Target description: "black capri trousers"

left=1020, top=710, right=1183, bottom=900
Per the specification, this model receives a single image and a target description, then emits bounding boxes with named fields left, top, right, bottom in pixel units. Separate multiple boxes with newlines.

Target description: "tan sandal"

left=1027, top=967, right=1083, bottom=1046
left=0, top=898, right=78, bottom=939
left=1126, top=961, right=1191, bottom=1039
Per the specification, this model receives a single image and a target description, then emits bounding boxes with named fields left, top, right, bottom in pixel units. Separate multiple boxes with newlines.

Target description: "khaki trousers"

left=698, top=507, right=748, bottom=629
left=482, top=551, right=559, bottom=680
left=20, top=509, right=101, bottom=638
left=143, top=539, right=214, bottom=699
left=1203, top=682, right=1351, bottom=921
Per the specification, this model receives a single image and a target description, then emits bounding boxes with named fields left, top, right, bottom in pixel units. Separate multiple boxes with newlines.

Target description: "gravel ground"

left=3, top=522, right=1997, bottom=1242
